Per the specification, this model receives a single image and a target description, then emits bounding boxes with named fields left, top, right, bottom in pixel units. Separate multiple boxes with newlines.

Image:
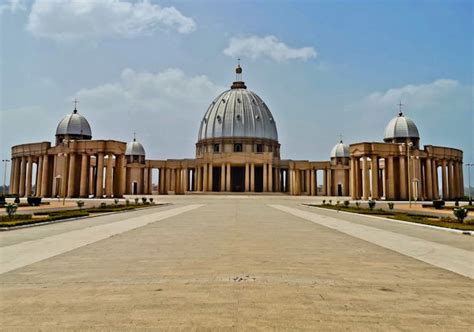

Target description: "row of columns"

left=350, top=155, right=464, bottom=200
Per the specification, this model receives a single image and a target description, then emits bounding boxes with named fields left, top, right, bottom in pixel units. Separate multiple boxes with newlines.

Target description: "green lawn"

left=308, top=204, right=474, bottom=231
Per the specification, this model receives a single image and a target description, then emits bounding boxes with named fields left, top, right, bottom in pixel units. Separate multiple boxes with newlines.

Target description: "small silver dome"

left=125, top=138, right=146, bottom=156
left=198, top=66, right=278, bottom=142
left=384, top=112, right=419, bottom=141
left=331, top=140, right=350, bottom=158
left=56, top=109, right=92, bottom=138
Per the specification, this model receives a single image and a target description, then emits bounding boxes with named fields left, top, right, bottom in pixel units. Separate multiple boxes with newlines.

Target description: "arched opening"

left=231, top=166, right=245, bottom=192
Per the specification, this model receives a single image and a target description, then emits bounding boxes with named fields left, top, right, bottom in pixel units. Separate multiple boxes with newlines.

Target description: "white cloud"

left=74, top=68, right=225, bottom=158
left=340, top=79, right=473, bottom=158
left=26, top=0, right=196, bottom=42
left=224, top=35, right=317, bottom=62
left=0, top=0, right=26, bottom=14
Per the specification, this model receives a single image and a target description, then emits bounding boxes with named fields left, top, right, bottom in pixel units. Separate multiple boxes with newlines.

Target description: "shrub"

left=322, top=200, right=326, bottom=205
left=433, top=200, right=445, bottom=209
left=125, top=199, right=130, bottom=206
left=76, top=200, right=85, bottom=210
left=355, top=201, right=360, bottom=209
left=14, top=196, right=20, bottom=204
left=134, top=198, right=139, bottom=205
left=388, top=202, right=394, bottom=210
left=328, top=199, right=332, bottom=205
left=114, top=198, right=119, bottom=206
left=149, top=197, right=154, bottom=204
left=453, top=208, right=468, bottom=224
left=100, top=202, right=107, bottom=209
left=368, top=200, right=376, bottom=210
left=5, top=203, right=17, bottom=218
left=343, top=200, right=350, bottom=207
left=141, top=197, right=147, bottom=204
left=27, top=197, right=42, bottom=206
left=0, top=213, right=32, bottom=222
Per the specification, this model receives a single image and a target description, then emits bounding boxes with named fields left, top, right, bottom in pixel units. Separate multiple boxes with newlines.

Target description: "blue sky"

left=1, top=0, right=472, bottom=185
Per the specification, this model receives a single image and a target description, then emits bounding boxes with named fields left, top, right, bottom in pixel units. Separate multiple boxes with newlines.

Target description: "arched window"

left=234, top=143, right=243, bottom=152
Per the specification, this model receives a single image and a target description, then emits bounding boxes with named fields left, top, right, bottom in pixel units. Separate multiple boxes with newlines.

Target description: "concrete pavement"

left=0, top=195, right=473, bottom=330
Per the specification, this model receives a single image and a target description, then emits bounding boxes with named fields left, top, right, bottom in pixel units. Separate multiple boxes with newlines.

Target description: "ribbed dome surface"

left=125, top=139, right=146, bottom=156
left=56, top=110, right=92, bottom=137
left=384, top=113, right=419, bottom=140
left=198, top=88, right=278, bottom=142
left=330, top=141, right=350, bottom=158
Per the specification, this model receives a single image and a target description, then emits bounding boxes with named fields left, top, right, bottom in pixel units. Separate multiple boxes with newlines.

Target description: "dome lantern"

left=125, top=134, right=146, bottom=164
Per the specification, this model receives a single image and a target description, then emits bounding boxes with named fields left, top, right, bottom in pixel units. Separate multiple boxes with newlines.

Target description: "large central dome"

left=198, top=65, right=278, bottom=142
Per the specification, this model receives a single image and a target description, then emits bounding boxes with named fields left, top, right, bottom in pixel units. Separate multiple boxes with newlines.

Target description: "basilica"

left=9, top=65, right=464, bottom=201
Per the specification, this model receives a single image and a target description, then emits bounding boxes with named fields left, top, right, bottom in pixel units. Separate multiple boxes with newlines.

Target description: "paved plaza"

left=0, top=196, right=473, bottom=330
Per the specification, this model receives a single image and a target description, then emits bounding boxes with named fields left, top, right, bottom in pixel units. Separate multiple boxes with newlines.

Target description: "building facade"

left=9, top=65, right=464, bottom=200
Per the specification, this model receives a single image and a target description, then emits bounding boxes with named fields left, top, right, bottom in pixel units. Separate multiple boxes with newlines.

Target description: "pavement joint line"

left=303, top=204, right=473, bottom=236
left=0, top=204, right=204, bottom=275
left=270, top=204, right=474, bottom=279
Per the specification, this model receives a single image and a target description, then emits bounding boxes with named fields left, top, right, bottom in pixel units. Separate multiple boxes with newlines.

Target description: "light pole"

left=2, top=159, right=10, bottom=196
left=466, top=163, right=473, bottom=205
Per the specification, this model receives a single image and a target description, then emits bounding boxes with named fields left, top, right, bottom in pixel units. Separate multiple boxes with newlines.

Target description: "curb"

left=303, top=204, right=473, bottom=236
left=0, top=203, right=171, bottom=232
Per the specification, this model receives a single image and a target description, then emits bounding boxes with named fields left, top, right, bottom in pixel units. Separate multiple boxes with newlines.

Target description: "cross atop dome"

left=73, top=98, right=79, bottom=114
left=398, top=101, right=404, bottom=116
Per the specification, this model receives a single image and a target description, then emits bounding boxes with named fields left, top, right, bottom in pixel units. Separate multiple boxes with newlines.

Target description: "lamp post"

left=2, top=159, right=10, bottom=196
left=411, top=155, right=419, bottom=202
left=466, top=163, right=473, bottom=205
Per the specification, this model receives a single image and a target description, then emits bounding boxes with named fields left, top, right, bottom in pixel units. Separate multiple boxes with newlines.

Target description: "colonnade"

left=350, top=155, right=464, bottom=200
left=10, top=153, right=127, bottom=198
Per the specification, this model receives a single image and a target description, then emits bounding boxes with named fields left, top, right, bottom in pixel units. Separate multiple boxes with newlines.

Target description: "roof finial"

left=235, top=58, right=242, bottom=81
left=73, top=98, right=79, bottom=113
left=398, top=101, right=404, bottom=116
left=338, top=134, right=343, bottom=143
left=133, top=131, right=136, bottom=142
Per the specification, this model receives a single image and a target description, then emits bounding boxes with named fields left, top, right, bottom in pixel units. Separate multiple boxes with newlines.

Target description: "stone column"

left=310, top=169, right=315, bottom=196
left=304, top=169, right=309, bottom=194
left=9, top=158, right=16, bottom=195
left=226, top=163, right=231, bottom=192
left=196, top=167, right=202, bottom=191
left=143, top=167, right=149, bottom=194
left=263, top=163, right=268, bottom=192
left=35, top=156, right=43, bottom=197
left=326, top=169, right=332, bottom=196
left=40, top=156, right=49, bottom=197
left=371, top=156, right=379, bottom=200
left=208, top=164, right=213, bottom=192
left=171, top=168, right=176, bottom=192
left=203, top=164, right=208, bottom=192
left=453, top=162, right=459, bottom=198
left=221, top=164, right=226, bottom=192
left=250, top=163, right=255, bottom=192
left=120, top=155, right=127, bottom=196
left=19, top=157, right=27, bottom=196
left=399, top=156, right=407, bottom=200
left=79, top=154, right=89, bottom=198
left=323, top=169, right=328, bottom=196
left=268, top=164, right=273, bottom=192
left=96, top=153, right=104, bottom=198
left=105, top=154, right=113, bottom=197
left=425, top=158, right=433, bottom=200
left=314, top=170, right=318, bottom=196
left=25, top=156, right=33, bottom=197
left=245, top=163, right=250, bottom=192
left=441, top=160, right=448, bottom=199
left=449, top=160, right=455, bottom=199
left=362, top=157, right=369, bottom=200
left=432, top=160, right=439, bottom=199
left=11, top=158, right=19, bottom=195
left=166, top=168, right=171, bottom=193
left=183, top=168, right=188, bottom=192
left=387, top=156, right=395, bottom=200
left=67, top=153, right=76, bottom=198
